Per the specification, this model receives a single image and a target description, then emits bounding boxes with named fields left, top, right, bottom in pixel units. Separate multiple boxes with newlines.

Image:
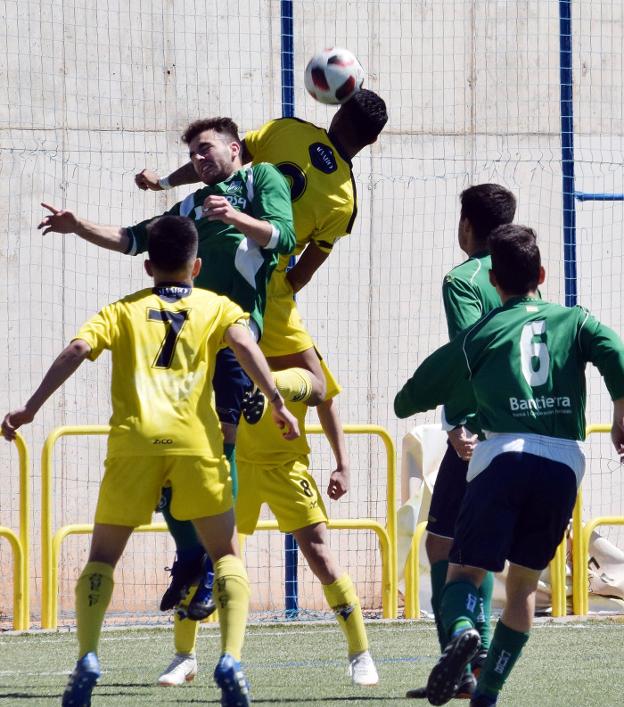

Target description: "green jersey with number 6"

left=395, top=296, right=624, bottom=441
left=125, top=163, right=295, bottom=334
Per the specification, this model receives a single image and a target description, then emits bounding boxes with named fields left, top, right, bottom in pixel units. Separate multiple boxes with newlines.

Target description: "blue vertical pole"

left=559, top=0, right=577, bottom=307
left=280, top=0, right=299, bottom=618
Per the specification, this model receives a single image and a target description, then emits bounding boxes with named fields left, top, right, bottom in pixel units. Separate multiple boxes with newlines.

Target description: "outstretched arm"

left=316, top=397, right=349, bottom=500
left=135, top=162, right=200, bottom=191
left=1, top=339, right=91, bottom=440
left=225, top=324, right=300, bottom=440
left=134, top=140, right=252, bottom=191
left=38, top=203, right=129, bottom=253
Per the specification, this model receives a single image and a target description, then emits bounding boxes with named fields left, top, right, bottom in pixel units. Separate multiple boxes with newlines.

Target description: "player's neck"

left=499, top=289, right=539, bottom=304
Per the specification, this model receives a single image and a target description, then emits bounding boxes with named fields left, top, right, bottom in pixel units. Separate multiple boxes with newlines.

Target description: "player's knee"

left=426, top=533, right=453, bottom=564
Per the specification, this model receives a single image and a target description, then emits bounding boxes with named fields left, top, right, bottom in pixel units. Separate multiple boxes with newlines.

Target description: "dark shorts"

left=426, top=441, right=469, bottom=538
left=449, top=452, right=577, bottom=572
left=213, top=347, right=253, bottom=426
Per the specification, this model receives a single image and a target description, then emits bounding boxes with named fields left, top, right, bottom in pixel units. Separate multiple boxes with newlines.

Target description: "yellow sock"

left=213, top=555, right=250, bottom=661
left=322, top=574, right=368, bottom=655
left=173, top=584, right=200, bottom=654
left=273, top=368, right=313, bottom=403
left=75, top=561, right=114, bottom=657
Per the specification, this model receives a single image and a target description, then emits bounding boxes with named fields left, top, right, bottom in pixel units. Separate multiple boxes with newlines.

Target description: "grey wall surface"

left=1, top=0, right=623, bottom=625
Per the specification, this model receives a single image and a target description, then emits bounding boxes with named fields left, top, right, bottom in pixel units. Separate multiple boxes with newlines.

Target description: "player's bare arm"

left=135, top=140, right=252, bottom=191
left=1, top=339, right=91, bottom=441
left=202, top=195, right=275, bottom=247
left=225, top=323, right=300, bottom=440
left=38, top=203, right=130, bottom=253
left=316, top=397, right=350, bottom=500
left=287, top=241, right=331, bottom=294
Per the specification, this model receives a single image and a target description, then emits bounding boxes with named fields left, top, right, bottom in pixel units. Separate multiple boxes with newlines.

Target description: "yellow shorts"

left=260, top=269, right=314, bottom=357
left=95, top=455, right=232, bottom=527
left=235, top=459, right=328, bottom=535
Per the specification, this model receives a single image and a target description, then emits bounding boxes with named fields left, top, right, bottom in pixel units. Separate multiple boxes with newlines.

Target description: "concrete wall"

left=1, top=0, right=623, bottom=625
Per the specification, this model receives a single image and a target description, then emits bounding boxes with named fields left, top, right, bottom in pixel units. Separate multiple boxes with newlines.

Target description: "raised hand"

left=38, top=203, right=80, bottom=235
left=135, top=169, right=162, bottom=191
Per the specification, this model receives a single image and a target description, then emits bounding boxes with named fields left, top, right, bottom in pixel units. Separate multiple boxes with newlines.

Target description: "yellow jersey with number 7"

left=74, top=284, right=248, bottom=458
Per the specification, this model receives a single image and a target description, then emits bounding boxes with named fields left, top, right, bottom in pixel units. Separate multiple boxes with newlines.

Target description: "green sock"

left=430, top=560, right=449, bottom=650
left=224, top=443, right=238, bottom=500
left=159, top=486, right=201, bottom=551
left=476, top=572, right=494, bottom=650
left=439, top=580, right=480, bottom=639
left=477, top=620, right=529, bottom=698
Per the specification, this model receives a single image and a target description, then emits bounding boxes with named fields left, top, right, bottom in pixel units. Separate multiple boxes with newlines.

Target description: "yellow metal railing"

left=41, top=425, right=111, bottom=629
left=0, top=432, right=30, bottom=629
left=572, top=423, right=619, bottom=616
left=41, top=423, right=398, bottom=627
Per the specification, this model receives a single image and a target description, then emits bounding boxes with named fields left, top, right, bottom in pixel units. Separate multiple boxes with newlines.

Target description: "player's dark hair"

left=147, top=215, right=198, bottom=271
left=181, top=117, right=241, bottom=145
left=460, top=184, right=517, bottom=244
left=489, top=224, right=540, bottom=295
left=340, top=89, right=388, bottom=145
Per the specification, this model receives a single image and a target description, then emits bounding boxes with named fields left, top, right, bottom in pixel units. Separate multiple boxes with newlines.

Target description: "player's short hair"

left=460, top=184, right=517, bottom=243
left=489, top=224, right=540, bottom=294
left=181, top=117, right=241, bottom=145
left=341, top=89, right=388, bottom=145
left=147, top=215, right=198, bottom=271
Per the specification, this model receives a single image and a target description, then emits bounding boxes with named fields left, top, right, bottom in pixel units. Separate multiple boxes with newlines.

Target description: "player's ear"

left=144, top=260, right=153, bottom=277
left=538, top=265, right=546, bottom=285
left=230, top=141, right=241, bottom=160
left=192, top=258, right=202, bottom=277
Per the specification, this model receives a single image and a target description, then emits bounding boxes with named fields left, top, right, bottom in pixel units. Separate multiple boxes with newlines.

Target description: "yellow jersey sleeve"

left=74, top=305, right=119, bottom=361
left=243, top=120, right=276, bottom=158
left=311, top=200, right=354, bottom=253
left=214, top=298, right=249, bottom=348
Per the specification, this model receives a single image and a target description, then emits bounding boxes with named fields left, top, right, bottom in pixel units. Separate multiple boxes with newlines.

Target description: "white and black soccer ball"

left=304, top=47, right=365, bottom=105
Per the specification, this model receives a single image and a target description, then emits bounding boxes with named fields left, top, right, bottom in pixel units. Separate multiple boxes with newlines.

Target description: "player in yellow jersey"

left=135, top=91, right=388, bottom=624
left=160, top=360, right=380, bottom=689
left=135, top=90, right=388, bottom=386
left=1, top=215, right=299, bottom=707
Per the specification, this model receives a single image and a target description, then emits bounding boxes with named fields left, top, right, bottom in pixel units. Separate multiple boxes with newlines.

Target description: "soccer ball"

left=304, top=48, right=365, bottom=105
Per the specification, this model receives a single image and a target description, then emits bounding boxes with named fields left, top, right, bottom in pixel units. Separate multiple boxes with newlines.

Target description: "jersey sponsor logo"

left=509, top=395, right=571, bottom=416
left=153, top=438, right=173, bottom=444
left=309, top=142, right=338, bottom=174
left=226, top=181, right=243, bottom=194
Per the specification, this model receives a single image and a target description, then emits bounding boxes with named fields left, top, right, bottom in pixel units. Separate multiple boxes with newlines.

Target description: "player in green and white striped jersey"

left=395, top=225, right=624, bottom=706
left=410, top=185, right=516, bottom=701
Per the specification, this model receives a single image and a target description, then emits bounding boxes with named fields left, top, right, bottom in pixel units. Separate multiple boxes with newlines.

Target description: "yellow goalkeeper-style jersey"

left=244, top=118, right=357, bottom=270
left=236, top=358, right=341, bottom=467
left=75, top=284, right=248, bottom=459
